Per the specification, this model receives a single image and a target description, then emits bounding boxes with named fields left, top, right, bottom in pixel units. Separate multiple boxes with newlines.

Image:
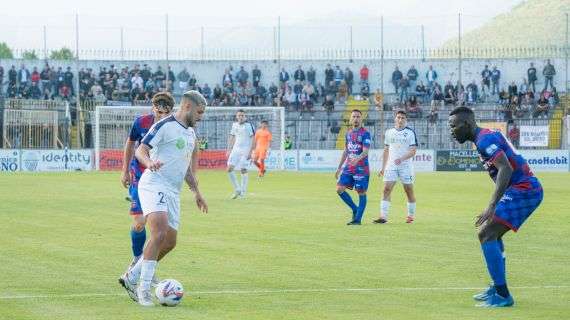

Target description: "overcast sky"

left=0, top=0, right=524, bottom=53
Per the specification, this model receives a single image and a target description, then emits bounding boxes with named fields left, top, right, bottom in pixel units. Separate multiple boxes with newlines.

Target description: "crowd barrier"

left=1, top=149, right=568, bottom=172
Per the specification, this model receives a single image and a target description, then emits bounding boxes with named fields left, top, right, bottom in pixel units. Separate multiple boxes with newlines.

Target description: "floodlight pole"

left=120, top=26, right=125, bottom=61
left=43, top=25, right=48, bottom=60
left=201, top=26, right=205, bottom=61
left=380, top=15, right=384, bottom=94
left=421, top=24, right=425, bottom=62
left=458, top=13, right=462, bottom=85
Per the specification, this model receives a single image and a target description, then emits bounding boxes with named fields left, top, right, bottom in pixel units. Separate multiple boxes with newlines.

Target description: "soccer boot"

left=406, top=216, right=414, bottom=224
left=137, top=286, right=154, bottom=307
left=476, top=293, right=514, bottom=307
left=118, top=272, right=138, bottom=302
left=373, top=217, right=388, bottom=224
left=230, top=191, right=241, bottom=199
left=347, top=220, right=362, bottom=225
left=151, top=274, right=161, bottom=287
left=473, top=285, right=495, bottom=301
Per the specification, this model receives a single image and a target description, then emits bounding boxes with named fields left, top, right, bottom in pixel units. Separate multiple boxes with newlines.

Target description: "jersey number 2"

left=158, top=192, right=166, bottom=204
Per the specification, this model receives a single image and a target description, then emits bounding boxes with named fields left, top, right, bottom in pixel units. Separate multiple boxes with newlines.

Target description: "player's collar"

left=395, top=126, right=406, bottom=131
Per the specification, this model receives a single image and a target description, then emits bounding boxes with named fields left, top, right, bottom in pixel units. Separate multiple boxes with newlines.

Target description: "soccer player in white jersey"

left=119, top=90, right=208, bottom=307
left=374, top=110, right=418, bottom=224
left=226, top=109, right=256, bottom=199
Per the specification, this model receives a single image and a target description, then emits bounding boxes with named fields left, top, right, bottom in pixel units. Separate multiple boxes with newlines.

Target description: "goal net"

left=94, top=106, right=286, bottom=170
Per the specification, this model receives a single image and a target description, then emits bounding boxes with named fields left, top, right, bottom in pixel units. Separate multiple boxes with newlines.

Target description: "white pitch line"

left=1, top=285, right=569, bottom=300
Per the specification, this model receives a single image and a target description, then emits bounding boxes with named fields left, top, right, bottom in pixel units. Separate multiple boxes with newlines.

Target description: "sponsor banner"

left=21, top=149, right=93, bottom=172
left=298, top=150, right=342, bottom=170
left=369, top=149, right=434, bottom=172
left=99, top=149, right=124, bottom=171
left=480, top=122, right=507, bottom=134
left=0, top=150, right=20, bottom=172
left=436, top=150, right=484, bottom=171
left=197, top=150, right=227, bottom=169
left=261, top=150, right=297, bottom=170
left=520, top=126, right=549, bottom=147
left=520, top=150, right=569, bottom=172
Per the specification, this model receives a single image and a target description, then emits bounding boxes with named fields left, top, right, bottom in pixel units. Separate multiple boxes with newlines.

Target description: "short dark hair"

left=260, top=120, right=269, bottom=125
left=449, top=106, right=474, bottom=118
left=396, top=110, right=407, bottom=117
left=236, top=109, right=245, bottom=114
left=152, top=92, right=175, bottom=111
left=351, top=109, right=362, bottom=115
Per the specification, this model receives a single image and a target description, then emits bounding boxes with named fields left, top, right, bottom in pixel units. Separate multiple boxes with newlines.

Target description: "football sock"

left=241, top=173, right=249, bottom=195
left=139, top=260, right=157, bottom=291
left=130, top=227, right=146, bottom=258
left=228, top=171, right=240, bottom=192
left=338, top=191, right=357, bottom=214
left=354, top=194, right=367, bottom=222
left=481, top=240, right=509, bottom=297
left=407, top=202, right=416, bottom=217
left=259, top=160, right=265, bottom=172
left=380, top=200, right=391, bottom=219
left=127, top=258, right=143, bottom=283
left=253, top=161, right=261, bottom=169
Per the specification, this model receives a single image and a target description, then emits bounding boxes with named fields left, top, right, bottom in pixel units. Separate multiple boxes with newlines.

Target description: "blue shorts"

left=129, top=170, right=143, bottom=215
left=337, top=173, right=369, bottom=192
left=494, top=180, right=543, bottom=232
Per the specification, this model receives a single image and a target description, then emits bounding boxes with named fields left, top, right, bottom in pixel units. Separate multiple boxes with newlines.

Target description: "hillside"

left=443, top=0, right=570, bottom=49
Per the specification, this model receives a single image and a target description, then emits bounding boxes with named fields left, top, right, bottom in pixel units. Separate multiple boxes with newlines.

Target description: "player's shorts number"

left=158, top=192, right=166, bottom=204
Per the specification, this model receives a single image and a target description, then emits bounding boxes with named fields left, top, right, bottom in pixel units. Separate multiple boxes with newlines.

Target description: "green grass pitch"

left=1, top=171, right=569, bottom=320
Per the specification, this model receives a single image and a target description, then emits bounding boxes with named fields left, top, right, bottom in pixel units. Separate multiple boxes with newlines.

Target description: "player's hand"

left=195, top=193, right=208, bottom=213
left=120, top=171, right=131, bottom=188
left=147, top=160, right=163, bottom=172
left=475, top=205, right=495, bottom=227
left=394, top=158, right=402, bottom=165
left=378, top=169, right=384, bottom=177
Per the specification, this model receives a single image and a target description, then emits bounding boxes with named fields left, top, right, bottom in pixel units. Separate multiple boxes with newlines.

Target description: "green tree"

left=0, top=42, right=14, bottom=59
left=49, top=47, right=75, bottom=60
left=22, top=50, right=39, bottom=60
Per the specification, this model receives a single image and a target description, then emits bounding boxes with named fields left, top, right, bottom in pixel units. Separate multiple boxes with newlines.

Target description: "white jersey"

left=384, top=126, right=418, bottom=168
left=140, top=114, right=196, bottom=192
left=230, top=122, right=255, bottom=151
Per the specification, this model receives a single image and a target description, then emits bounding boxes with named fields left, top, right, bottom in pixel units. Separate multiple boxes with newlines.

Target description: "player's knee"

left=336, top=186, right=345, bottom=194
left=478, top=228, right=497, bottom=243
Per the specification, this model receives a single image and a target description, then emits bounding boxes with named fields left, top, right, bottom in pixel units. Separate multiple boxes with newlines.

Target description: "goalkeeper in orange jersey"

left=252, top=120, right=272, bottom=177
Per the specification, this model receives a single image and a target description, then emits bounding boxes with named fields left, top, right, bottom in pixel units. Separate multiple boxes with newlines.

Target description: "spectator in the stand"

left=344, top=67, right=354, bottom=95
left=153, top=66, right=166, bottom=88
left=425, top=65, right=438, bottom=90
left=508, top=122, right=520, bottom=147
left=7, top=83, right=17, bottom=98
left=373, top=89, right=383, bottom=110
left=293, top=80, right=303, bottom=97
left=527, top=62, right=537, bottom=93
left=508, top=81, right=518, bottom=98
left=55, top=67, right=64, bottom=92
left=316, top=82, right=326, bottom=102
left=443, top=81, right=454, bottom=96
left=222, top=68, right=233, bottom=87
left=293, top=65, right=305, bottom=82
left=252, top=65, right=261, bottom=87
left=18, top=64, right=30, bottom=88
left=543, top=59, right=556, bottom=91
left=30, top=82, right=42, bottom=99
left=245, top=82, right=256, bottom=105
left=284, top=87, right=296, bottom=110
left=322, top=94, right=335, bottom=115
left=299, top=91, right=314, bottom=119
left=481, top=65, right=491, bottom=94
left=427, top=105, right=438, bottom=125
left=236, top=66, right=249, bottom=87
left=140, top=64, right=151, bottom=85
left=0, top=66, right=4, bottom=94
left=188, top=74, right=197, bottom=89
left=406, top=65, right=418, bottom=94
left=254, top=83, right=267, bottom=105
left=213, top=84, right=222, bottom=102
left=8, top=65, right=17, bottom=85
left=337, top=80, right=348, bottom=103
left=416, top=81, right=427, bottom=103
left=327, top=80, right=338, bottom=99
left=517, top=92, right=533, bottom=117
left=131, top=72, right=144, bottom=91
left=360, top=81, right=370, bottom=98
left=444, top=88, right=456, bottom=106
left=333, top=66, right=344, bottom=86
left=307, top=66, right=316, bottom=86
left=167, top=66, right=176, bottom=90
left=31, top=67, right=40, bottom=85
left=178, top=67, right=190, bottom=92
left=519, top=78, right=529, bottom=97
left=279, top=68, right=290, bottom=86
left=431, top=87, right=444, bottom=110
left=302, top=81, right=315, bottom=102
left=324, top=64, right=334, bottom=88
left=40, top=65, right=50, bottom=93
left=391, top=66, right=403, bottom=94
left=360, top=64, right=369, bottom=82
left=406, top=95, right=422, bottom=118
left=269, top=82, right=278, bottom=102
left=64, top=67, right=74, bottom=95
left=454, top=81, right=464, bottom=95
left=498, top=89, right=510, bottom=106
left=399, top=76, right=409, bottom=102
left=548, top=86, right=559, bottom=108
left=202, top=83, right=212, bottom=100
left=491, top=65, right=501, bottom=95
left=466, top=80, right=478, bottom=105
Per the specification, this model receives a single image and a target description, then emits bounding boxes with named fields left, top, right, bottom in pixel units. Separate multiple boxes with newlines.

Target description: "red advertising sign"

left=99, top=149, right=124, bottom=171
left=99, top=149, right=228, bottom=171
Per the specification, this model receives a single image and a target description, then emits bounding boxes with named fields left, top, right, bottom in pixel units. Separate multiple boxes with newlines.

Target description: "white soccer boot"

left=137, top=286, right=154, bottom=307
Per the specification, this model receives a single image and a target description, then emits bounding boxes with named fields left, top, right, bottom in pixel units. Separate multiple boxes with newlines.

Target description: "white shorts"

left=227, top=149, right=251, bottom=170
left=138, top=181, right=180, bottom=231
left=383, top=165, right=415, bottom=185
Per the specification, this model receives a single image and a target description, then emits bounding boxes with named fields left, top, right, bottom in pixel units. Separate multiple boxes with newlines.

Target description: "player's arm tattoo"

left=489, top=152, right=513, bottom=207
left=185, top=163, right=199, bottom=193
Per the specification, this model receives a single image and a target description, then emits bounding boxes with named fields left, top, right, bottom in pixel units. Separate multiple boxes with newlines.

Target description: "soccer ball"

left=154, top=279, right=184, bottom=306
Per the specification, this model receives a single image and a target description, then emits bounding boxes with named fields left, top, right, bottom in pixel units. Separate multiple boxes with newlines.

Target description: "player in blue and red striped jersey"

left=449, top=106, right=543, bottom=308
left=119, top=92, right=175, bottom=273
left=335, top=109, right=371, bottom=225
